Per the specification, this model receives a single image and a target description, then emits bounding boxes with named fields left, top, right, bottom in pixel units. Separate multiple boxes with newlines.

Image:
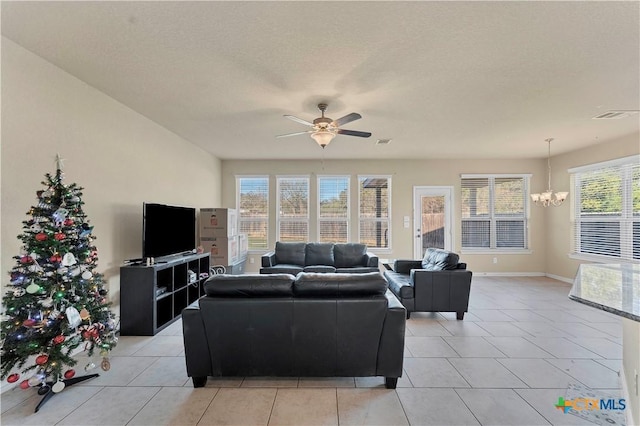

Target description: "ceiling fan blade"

left=332, top=112, right=362, bottom=127
left=337, top=129, right=372, bottom=138
left=284, top=115, right=314, bottom=126
left=276, top=130, right=312, bottom=138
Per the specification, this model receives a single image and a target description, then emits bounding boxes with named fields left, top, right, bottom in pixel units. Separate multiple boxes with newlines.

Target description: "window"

left=461, top=174, right=529, bottom=250
left=236, top=176, right=269, bottom=250
left=359, top=176, right=391, bottom=249
left=570, top=155, right=640, bottom=261
left=277, top=176, right=309, bottom=242
left=318, top=176, right=349, bottom=243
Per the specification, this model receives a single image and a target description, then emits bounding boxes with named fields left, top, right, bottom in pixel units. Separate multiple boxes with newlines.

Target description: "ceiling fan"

left=277, top=103, right=372, bottom=148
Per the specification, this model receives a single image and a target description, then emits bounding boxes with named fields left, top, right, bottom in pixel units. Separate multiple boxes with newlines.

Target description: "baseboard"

left=545, top=273, right=573, bottom=284
left=473, top=271, right=574, bottom=283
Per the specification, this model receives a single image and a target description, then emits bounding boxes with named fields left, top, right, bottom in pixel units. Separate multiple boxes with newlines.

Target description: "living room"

left=1, top=1, right=639, bottom=425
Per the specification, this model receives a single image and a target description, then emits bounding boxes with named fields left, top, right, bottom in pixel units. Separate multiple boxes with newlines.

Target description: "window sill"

left=460, top=249, right=533, bottom=255
left=568, top=253, right=640, bottom=264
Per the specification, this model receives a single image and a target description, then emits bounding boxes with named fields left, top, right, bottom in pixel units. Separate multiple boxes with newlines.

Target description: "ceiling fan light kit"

left=531, top=138, right=569, bottom=207
left=277, top=103, right=372, bottom=149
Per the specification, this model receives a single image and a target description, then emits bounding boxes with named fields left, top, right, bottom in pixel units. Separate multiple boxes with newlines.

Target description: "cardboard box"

left=200, top=208, right=237, bottom=237
left=201, top=236, right=239, bottom=265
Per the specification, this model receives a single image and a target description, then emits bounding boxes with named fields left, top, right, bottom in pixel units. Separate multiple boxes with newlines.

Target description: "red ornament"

left=64, top=219, right=74, bottom=226
left=35, top=233, right=47, bottom=241
left=19, top=380, right=30, bottom=389
left=19, top=255, right=32, bottom=264
left=35, top=355, right=49, bottom=365
left=22, top=319, right=37, bottom=327
left=7, top=373, right=20, bottom=383
left=53, top=335, right=65, bottom=345
left=54, top=233, right=65, bottom=241
left=50, top=254, right=62, bottom=263
left=63, top=369, right=75, bottom=379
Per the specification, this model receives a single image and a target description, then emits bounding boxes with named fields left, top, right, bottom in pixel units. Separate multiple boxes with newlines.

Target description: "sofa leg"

left=406, top=311, right=411, bottom=320
left=456, top=311, right=465, bottom=320
left=192, top=377, right=207, bottom=388
left=385, top=377, right=398, bottom=389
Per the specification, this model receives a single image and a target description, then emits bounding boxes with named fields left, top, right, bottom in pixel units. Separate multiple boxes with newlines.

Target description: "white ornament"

left=57, top=267, right=68, bottom=275
left=70, top=267, right=82, bottom=277
left=51, top=381, right=65, bottom=393
left=81, top=271, right=93, bottom=280
left=84, top=362, right=96, bottom=371
left=65, top=306, right=82, bottom=328
left=52, top=208, right=69, bottom=226
left=13, top=288, right=26, bottom=297
left=26, top=283, right=40, bottom=294
left=61, top=253, right=76, bottom=266
left=39, top=297, right=54, bottom=307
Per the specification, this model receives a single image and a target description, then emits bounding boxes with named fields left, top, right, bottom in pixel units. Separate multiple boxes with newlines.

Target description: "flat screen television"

left=143, top=203, right=196, bottom=259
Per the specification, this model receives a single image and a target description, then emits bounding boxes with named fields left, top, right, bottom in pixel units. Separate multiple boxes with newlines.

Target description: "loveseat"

left=260, top=242, right=379, bottom=274
left=182, top=272, right=405, bottom=388
left=384, top=248, right=472, bottom=319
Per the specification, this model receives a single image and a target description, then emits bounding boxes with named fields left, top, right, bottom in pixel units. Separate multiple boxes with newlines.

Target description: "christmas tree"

left=1, top=156, right=117, bottom=400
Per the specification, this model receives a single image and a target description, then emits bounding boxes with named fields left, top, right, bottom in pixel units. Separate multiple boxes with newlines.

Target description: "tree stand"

left=35, top=374, right=99, bottom=412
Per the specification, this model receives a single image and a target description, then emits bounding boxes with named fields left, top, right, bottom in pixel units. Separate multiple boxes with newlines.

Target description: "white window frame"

left=276, top=175, right=310, bottom=243
left=317, top=175, right=350, bottom=243
left=569, top=155, right=640, bottom=263
left=460, top=173, right=532, bottom=254
left=236, top=175, right=269, bottom=252
left=358, top=175, right=392, bottom=252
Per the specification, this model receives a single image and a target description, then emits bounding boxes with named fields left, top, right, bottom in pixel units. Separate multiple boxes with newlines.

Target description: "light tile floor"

left=1, top=276, right=626, bottom=425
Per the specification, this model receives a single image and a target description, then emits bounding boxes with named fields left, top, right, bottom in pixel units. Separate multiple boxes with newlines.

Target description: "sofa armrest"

left=365, top=252, right=379, bottom=267
left=410, top=269, right=473, bottom=311
left=393, top=260, right=423, bottom=274
left=377, top=290, right=406, bottom=377
left=261, top=251, right=276, bottom=267
left=182, top=302, right=212, bottom=379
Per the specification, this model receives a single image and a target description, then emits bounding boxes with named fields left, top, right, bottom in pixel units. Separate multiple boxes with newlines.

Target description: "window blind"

left=461, top=175, right=528, bottom=250
left=277, top=176, right=309, bottom=242
left=571, top=156, right=639, bottom=260
left=318, top=176, right=349, bottom=243
left=237, top=177, right=269, bottom=250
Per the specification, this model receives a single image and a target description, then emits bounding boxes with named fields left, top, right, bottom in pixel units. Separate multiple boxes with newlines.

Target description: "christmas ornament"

left=19, top=380, right=30, bottom=389
left=81, top=271, right=93, bottom=280
left=7, top=373, right=20, bottom=383
left=51, top=381, right=65, bottom=393
left=39, top=296, right=54, bottom=308
left=19, top=255, right=32, bottom=264
left=30, top=224, right=42, bottom=232
left=13, top=288, right=26, bottom=297
left=28, top=375, right=44, bottom=387
left=79, top=308, right=90, bottom=321
left=53, top=335, right=65, bottom=345
left=54, top=233, right=65, bottom=241
left=50, top=253, right=62, bottom=263
left=61, top=253, right=76, bottom=266
left=84, top=362, right=96, bottom=371
left=26, top=283, right=41, bottom=294
left=23, top=319, right=37, bottom=327
left=63, top=218, right=73, bottom=226
left=65, top=307, right=82, bottom=328
left=63, top=369, right=75, bottom=379
left=52, top=208, right=69, bottom=226
left=35, top=233, right=47, bottom=241
left=101, top=357, right=111, bottom=371
left=35, top=355, right=49, bottom=365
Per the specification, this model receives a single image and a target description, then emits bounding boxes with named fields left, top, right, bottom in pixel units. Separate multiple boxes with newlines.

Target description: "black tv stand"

left=120, top=253, right=210, bottom=335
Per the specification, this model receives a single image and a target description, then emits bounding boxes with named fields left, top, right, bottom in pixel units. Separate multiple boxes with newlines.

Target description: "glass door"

left=413, top=186, right=453, bottom=258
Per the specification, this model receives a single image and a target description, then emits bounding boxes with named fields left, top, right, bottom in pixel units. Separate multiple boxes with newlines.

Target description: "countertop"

left=569, top=263, right=640, bottom=322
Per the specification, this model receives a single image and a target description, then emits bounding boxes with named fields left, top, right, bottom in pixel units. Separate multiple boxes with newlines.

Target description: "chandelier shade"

left=531, top=138, right=569, bottom=207
left=310, top=129, right=336, bottom=148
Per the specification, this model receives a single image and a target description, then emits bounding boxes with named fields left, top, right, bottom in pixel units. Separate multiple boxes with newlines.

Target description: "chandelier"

left=531, top=138, right=569, bottom=207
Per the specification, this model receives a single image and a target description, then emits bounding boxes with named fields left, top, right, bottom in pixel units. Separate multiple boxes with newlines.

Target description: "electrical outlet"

left=249, top=258, right=255, bottom=264
left=493, top=257, right=498, bottom=264
left=635, top=369, right=638, bottom=395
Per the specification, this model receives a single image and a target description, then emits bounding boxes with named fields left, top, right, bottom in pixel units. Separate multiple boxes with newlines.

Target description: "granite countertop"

left=569, top=263, right=640, bottom=322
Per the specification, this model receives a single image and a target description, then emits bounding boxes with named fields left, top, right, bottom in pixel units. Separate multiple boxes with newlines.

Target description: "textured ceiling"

left=2, top=1, right=639, bottom=160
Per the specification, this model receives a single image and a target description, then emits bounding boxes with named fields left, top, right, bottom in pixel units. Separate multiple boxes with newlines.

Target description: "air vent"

left=592, top=110, right=639, bottom=119
left=376, top=139, right=392, bottom=145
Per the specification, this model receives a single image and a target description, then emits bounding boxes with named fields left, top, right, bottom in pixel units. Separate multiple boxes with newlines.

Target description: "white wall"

left=221, top=157, right=550, bottom=275
left=1, top=38, right=222, bottom=317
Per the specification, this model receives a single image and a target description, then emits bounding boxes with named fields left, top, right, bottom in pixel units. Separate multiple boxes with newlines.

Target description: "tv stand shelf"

left=120, top=253, right=210, bottom=336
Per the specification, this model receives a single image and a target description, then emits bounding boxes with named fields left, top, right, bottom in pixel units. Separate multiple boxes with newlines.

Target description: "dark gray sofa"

left=182, top=272, right=406, bottom=388
left=384, top=248, right=472, bottom=319
left=260, top=242, right=379, bottom=274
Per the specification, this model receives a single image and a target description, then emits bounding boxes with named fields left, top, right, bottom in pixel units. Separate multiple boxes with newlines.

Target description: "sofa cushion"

left=275, top=242, right=306, bottom=266
left=260, top=265, right=304, bottom=275
left=421, top=248, right=460, bottom=271
left=336, top=266, right=380, bottom=274
left=205, top=274, right=295, bottom=297
left=293, top=272, right=387, bottom=296
left=303, top=265, right=337, bottom=273
left=334, top=243, right=367, bottom=268
left=383, top=271, right=415, bottom=299
left=305, top=243, right=335, bottom=266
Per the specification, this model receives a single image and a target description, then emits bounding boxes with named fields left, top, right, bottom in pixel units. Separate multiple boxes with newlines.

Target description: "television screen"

left=143, top=203, right=196, bottom=259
